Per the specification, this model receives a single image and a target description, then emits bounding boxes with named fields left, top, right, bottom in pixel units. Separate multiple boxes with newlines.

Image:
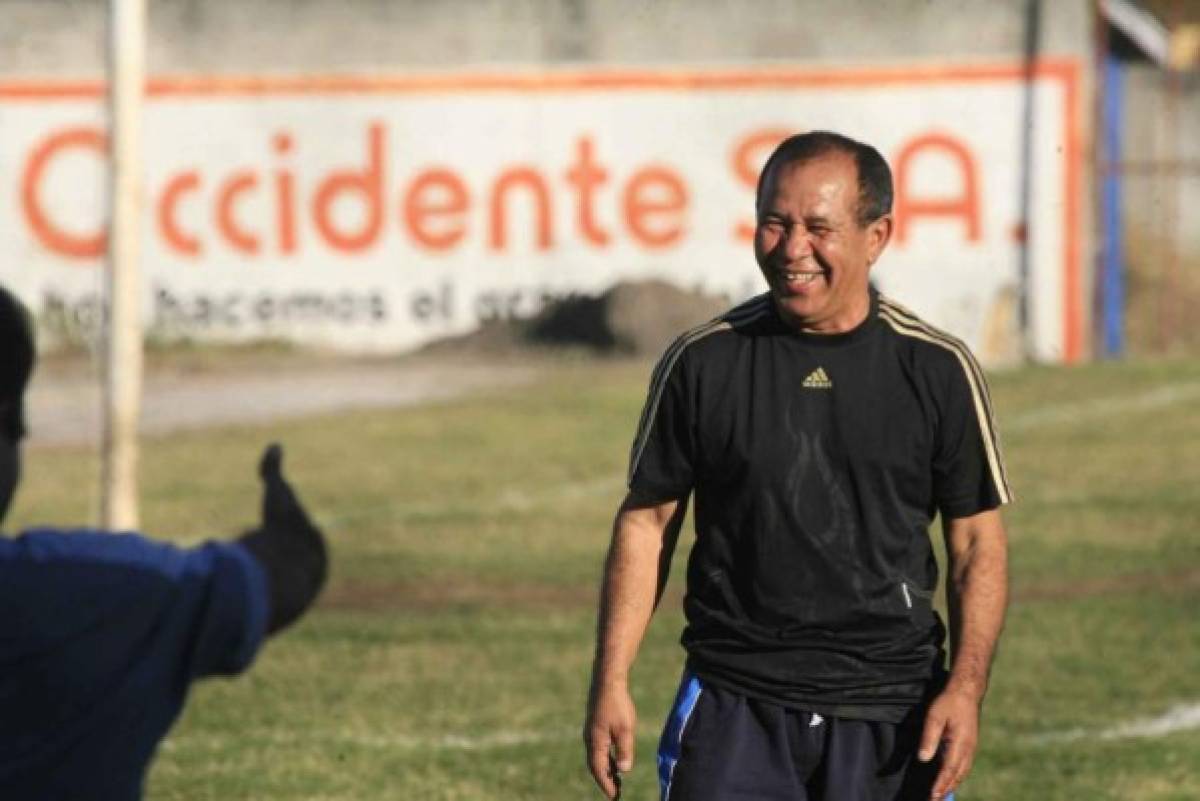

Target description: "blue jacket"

left=0, top=529, right=268, bottom=800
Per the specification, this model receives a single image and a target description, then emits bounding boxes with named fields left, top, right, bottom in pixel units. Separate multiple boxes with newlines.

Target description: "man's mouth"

left=776, top=269, right=825, bottom=291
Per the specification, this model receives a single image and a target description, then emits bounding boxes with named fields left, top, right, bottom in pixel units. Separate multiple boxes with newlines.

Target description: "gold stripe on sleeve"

left=878, top=300, right=1013, bottom=504
left=626, top=295, right=771, bottom=485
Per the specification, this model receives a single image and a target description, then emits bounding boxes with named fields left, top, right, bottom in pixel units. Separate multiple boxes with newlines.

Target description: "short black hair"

left=0, top=287, right=35, bottom=440
left=755, top=130, right=893, bottom=227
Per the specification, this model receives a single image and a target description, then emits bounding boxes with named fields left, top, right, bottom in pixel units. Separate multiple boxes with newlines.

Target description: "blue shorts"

left=657, top=671, right=952, bottom=801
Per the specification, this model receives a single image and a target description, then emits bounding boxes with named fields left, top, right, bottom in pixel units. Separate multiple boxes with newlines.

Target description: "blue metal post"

left=1101, top=57, right=1125, bottom=358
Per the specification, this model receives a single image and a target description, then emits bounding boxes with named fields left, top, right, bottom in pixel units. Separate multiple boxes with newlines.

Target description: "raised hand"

left=239, top=443, right=328, bottom=635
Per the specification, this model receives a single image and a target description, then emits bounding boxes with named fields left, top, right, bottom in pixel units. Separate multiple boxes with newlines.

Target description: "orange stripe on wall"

left=1060, top=62, right=1083, bottom=363
left=0, top=81, right=105, bottom=100
left=0, top=59, right=1081, bottom=97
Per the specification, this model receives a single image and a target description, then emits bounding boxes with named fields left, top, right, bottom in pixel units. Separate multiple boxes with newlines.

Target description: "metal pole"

left=102, top=0, right=146, bottom=530
left=1161, top=0, right=1182, bottom=352
left=1017, top=0, right=1042, bottom=362
left=1093, top=0, right=1125, bottom=359
left=1100, top=57, right=1126, bottom=358
left=1092, top=0, right=1107, bottom=357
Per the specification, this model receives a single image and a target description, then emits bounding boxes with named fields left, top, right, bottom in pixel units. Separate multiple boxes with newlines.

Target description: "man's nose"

left=783, top=226, right=812, bottom=261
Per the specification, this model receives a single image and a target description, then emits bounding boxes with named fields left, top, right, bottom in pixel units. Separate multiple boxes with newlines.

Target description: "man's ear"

left=866, top=214, right=893, bottom=265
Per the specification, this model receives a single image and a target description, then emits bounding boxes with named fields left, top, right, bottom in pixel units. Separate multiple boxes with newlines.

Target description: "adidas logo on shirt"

left=802, top=367, right=833, bottom=389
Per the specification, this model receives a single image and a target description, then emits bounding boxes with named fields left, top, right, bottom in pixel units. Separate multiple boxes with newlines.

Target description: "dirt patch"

left=1013, top=567, right=1200, bottom=604
left=531, top=280, right=729, bottom=355
left=421, top=280, right=729, bottom=359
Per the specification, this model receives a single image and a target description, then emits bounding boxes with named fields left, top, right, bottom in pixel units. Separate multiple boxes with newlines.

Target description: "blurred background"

left=1, top=1, right=1198, bottom=799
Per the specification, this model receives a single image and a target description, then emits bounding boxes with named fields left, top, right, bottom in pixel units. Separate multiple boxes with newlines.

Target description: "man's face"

left=754, top=152, right=891, bottom=333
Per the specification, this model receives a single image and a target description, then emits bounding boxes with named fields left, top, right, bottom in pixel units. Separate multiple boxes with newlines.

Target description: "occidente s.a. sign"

left=0, top=62, right=1082, bottom=363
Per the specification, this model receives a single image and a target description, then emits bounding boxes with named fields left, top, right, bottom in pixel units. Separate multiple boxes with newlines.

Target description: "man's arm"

left=919, top=507, right=1009, bottom=800
left=584, top=491, right=688, bottom=799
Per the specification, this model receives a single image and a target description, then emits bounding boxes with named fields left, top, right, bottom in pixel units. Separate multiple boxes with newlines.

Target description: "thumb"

left=259, top=443, right=284, bottom=484
left=918, top=708, right=946, bottom=762
left=258, top=443, right=311, bottom=530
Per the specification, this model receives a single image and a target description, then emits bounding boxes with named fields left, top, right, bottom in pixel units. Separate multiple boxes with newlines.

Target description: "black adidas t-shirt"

left=628, top=290, right=1012, bottom=722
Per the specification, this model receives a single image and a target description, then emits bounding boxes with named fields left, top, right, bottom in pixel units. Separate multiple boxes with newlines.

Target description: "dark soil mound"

left=528, top=280, right=729, bottom=355
left=422, top=280, right=731, bottom=358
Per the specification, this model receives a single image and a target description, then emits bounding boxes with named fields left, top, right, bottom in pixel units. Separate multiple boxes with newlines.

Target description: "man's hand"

left=918, top=684, right=981, bottom=800
left=239, top=444, right=328, bottom=635
left=921, top=508, right=1007, bottom=800
left=584, top=680, right=636, bottom=800
left=584, top=494, right=686, bottom=798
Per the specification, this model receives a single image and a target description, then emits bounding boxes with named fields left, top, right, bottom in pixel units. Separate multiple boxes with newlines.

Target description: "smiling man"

left=584, top=131, right=1011, bottom=801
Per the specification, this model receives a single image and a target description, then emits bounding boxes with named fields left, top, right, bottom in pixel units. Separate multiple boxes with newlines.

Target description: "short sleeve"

left=931, top=353, right=1014, bottom=519
left=627, top=346, right=696, bottom=500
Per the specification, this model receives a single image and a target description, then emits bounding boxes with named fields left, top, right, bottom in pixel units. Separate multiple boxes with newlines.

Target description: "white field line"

left=314, top=726, right=579, bottom=752
left=1024, top=702, right=1200, bottom=745
left=1004, top=382, right=1200, bottom=433
left=166, top=703, right=1200, bottom=756
left=167, top=703, right=1200, bottom=754
left=161, top=725, right=585, bottom=754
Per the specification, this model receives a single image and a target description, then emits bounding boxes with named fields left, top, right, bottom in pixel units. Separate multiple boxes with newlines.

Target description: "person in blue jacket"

left=0, top=287, right=329, bottom=800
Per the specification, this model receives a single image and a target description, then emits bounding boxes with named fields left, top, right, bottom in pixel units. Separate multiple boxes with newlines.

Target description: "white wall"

left=0, top=0, right=1095, bottom=362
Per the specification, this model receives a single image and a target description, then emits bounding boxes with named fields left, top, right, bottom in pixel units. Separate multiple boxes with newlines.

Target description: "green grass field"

left=10, top=356, right=1200, bottom=800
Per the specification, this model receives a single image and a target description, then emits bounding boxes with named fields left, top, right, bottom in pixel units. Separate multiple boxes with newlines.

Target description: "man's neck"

left=775, top=292, right=872, bottom=335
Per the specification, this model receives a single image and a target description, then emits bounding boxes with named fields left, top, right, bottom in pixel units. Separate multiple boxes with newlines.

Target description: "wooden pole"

left=101, top=0, right=146, bottom=530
